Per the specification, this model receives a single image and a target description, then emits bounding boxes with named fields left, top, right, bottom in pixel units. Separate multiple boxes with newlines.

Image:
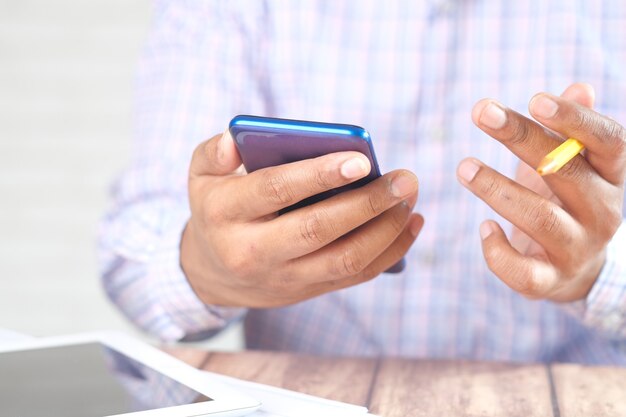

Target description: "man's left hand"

left=458, top=83, right=626, bottom=302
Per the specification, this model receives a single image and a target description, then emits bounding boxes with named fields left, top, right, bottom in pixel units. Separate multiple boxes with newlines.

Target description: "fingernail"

left=340, top=157, right=370, bottom=179
left=479, top=221, right=495, bottom=240
left=457, top=159, right=480, bottom=183
left=391, top=174, right=418, bottom=198
left=530, top=95, right=558, bottom=119
left=480, top=102, right=507, bottom=129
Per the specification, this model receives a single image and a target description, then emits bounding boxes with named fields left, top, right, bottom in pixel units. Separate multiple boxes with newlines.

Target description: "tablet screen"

left=0, top=342, right=211, bottom=417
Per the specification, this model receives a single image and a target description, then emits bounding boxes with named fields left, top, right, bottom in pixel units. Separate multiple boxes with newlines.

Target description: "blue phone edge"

left=230, top=114, right=372, bottom=142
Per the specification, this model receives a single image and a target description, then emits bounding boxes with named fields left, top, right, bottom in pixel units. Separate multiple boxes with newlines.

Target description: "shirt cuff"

left=148, top=211, right=247, bottom=341
left=580, top=220, right=626, bottom=339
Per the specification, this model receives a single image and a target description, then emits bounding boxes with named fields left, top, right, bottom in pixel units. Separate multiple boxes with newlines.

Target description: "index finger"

left=222, top=151, right=372, bottom=220
left=529, top=93, right=626, bottom=185
left=470, top=99, right=611, bottom=222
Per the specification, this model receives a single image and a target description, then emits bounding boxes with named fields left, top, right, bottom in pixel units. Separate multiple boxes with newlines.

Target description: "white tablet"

left=0, top=331, right=261, bottom=417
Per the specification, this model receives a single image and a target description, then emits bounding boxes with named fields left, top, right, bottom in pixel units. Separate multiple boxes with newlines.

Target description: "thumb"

left=190, top=129, right=243, bottom=177
left=560, top=82, right=595, bottom=109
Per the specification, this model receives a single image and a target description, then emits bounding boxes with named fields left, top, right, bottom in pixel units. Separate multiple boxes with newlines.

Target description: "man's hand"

left=181, top=130, right=423, bottom=308
left=458, top=83, right=626, bottom=302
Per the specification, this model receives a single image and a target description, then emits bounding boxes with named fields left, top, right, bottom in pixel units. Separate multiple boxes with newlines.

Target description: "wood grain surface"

left=163, top=347, right=626, bottom=417
left=551, top=363, right=626, bottom=417
left=369, top=359, right=553, bottom=417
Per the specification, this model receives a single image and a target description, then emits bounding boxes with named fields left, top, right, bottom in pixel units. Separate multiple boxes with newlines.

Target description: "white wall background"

left=0, top=1, right=242, bottom=350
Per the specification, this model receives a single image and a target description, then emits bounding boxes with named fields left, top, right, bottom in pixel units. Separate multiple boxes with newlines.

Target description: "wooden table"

left=165, top=348, right=626, bottom=417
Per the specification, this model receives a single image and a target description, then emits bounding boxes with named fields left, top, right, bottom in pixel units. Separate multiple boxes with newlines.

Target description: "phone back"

left=229, top=115, right=382, bottom=210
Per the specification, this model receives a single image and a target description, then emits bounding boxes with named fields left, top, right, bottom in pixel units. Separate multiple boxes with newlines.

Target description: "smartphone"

left=229, top=114, right=381, bottom=209
left=229, top=114, right=405, bottom=273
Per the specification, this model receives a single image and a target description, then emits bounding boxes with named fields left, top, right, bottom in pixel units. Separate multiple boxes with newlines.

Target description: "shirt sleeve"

left=97, top=1, right=267, bottom=341
left=98, top=178, right=246, bottom=341
left=580, top=220, right=626, bottom=340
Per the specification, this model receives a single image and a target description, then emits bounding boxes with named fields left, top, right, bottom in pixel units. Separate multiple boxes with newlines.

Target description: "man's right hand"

left=180, top=130, right=423, bottom=308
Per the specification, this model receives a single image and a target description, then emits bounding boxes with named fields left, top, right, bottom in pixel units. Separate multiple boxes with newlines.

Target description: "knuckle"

left=312, top=167, right=336, bottom=191
left=195, top=139, right=211, bottom=162
left=365, top=192, right=386, bottom=217
left=570, top=108, right=591, bottom=133
left=483, top=241, right=544, bottom=297
left=191, top=135, right=220, bottom=172
left=525, top=203, right=561, bottom=235
left=484, top=246, right=524, bottom=284
left=203, top=135, right=218, bottom=158
left=330, top=247, right=367, bottom=278
left=341, top=250, right=367, bottom=276
left=556, top=153, right=589, bottom=183
left=262, top=171, right=296, bottom=206
left=299, top=210, right=332, bottom=247
left=507, top=118, right=532, bottom=146
left=479, top=175, right=504, bottom=200
left=515, top=274, right=541, bottom=297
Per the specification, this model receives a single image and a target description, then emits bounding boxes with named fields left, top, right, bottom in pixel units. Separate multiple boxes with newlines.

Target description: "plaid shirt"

left=99, top=1, right=626, bottom=364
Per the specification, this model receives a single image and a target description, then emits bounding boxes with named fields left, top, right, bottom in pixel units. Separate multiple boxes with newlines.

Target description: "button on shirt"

left=99, top=1, right=626, bottom=364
